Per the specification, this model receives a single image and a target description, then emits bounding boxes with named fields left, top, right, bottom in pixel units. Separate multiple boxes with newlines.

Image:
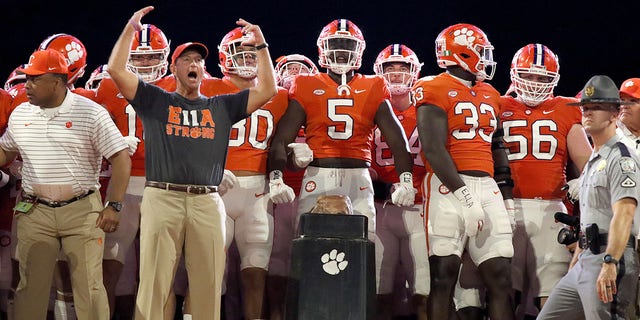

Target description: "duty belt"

left=145, top=181, right=218, bottom=194
left=579, top=233, right=636, bottom=251
left=22, top=190, right=94, bottom=208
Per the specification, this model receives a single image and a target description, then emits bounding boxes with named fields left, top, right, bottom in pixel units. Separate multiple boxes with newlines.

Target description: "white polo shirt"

left=0, top=89, right=127, bottom=197
left=617, top=124, right=640, bottom=157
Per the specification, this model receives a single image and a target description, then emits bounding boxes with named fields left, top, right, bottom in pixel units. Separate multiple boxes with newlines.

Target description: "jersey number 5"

left=327, top=99, right=354, bottom=140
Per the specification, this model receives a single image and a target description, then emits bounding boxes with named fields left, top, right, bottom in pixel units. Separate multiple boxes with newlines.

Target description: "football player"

left=370, top=44, right=428, bottom=320
left=267, top=20, right=415, bottom=300
left=501, top=43, right=592, bottom=317
left=414, top=23, right=515, bottom=320
left=198, top=26, right=289, bottom=320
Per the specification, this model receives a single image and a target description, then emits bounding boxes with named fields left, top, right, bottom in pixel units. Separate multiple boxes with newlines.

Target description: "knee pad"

left=240, top=248, right=270, bottom=270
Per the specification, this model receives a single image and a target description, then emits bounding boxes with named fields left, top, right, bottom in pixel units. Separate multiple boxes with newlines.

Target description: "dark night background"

left=3, top=0, right=640, bottom=96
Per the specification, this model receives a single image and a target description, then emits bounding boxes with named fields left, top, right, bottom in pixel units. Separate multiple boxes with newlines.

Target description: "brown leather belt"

left=22, top=190, right=95, bottom=208
left=145, top=181, right=218, bottom=194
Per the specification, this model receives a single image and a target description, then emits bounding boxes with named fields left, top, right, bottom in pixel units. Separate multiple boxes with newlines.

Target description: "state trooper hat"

left=569, top=75, right=632, bottom=106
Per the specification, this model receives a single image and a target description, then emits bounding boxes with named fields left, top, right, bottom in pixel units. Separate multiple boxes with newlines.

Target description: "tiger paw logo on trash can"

left=321, top=249, right=348, bottom=275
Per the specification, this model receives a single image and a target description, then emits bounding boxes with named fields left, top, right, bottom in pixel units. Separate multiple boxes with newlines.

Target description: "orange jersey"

left=204, top=78, right=289, bottom=173
left=7, top=85, right=27, bottom=121
left=0, top=89, right=13, bottom=135
left=370, top=106, right=426, bottom=203
left=290, top=73, right=390, bottom=162
left=72, top=87, right=97, bottom=100
left=413, top=73, right=501, bottom=175
left=500, top=95, right=582, bottom=199
left=95, top=77, right=176, bottom=176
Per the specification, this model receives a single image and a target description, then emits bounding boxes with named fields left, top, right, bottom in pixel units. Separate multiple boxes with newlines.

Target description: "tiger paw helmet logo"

left=453, top=27, right=476, bottom=46
left=64, top=41, right=85, bottom=67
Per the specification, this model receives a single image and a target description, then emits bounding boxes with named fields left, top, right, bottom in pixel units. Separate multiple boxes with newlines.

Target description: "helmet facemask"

left=473, top=43, right=496, bottom=81
left=320, top=37, right=364, bottom=75
left=224, top=41, right=258, bottom=79
left=277, top=61, right=314, bottom=89
left=452, top=43, right=495, bottom=81
left=128, top=50, right=169, bottom=83
left=511, top=67, right=559, bottom=106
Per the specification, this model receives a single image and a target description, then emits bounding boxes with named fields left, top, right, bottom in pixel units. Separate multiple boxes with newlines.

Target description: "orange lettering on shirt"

left=200, top=110, right=215, bottom=127
left=168, top=106, right=182, bottom=124
left=190, top=127, right=202, bottom=139
left=202, top=127, right=215, bottom=139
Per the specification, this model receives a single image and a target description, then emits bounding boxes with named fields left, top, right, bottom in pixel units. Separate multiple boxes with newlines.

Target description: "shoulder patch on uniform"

left=621, top=176, right=636, bottom=188
left=620, top=157, right=636, bottom=174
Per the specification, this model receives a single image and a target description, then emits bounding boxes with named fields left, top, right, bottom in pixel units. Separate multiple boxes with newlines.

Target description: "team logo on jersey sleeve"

left=501, top=111, right=513, bottom=118
left=438, top=184, right=450, bottom=194
left=305, top=180, right=317, bottom=193
left=313, top=89, right=325, bottom=95
left=448, top=91, right=458, bottom=97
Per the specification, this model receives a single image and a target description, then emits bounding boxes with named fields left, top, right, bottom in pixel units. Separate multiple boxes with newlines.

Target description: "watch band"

left=255, top=43, right=268, bottom=51
left=603, top=254, right=619, bottom=265
left=105, top=201, right=123, bottom=212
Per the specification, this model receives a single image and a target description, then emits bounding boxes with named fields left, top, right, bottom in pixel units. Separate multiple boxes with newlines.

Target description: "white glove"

left=391, top=172, right=417, bottom=207
left=218, top=170, right=238, bottom=196
left=288, top=143, right=313, bottom=168
left=565, top=179, right=580, bottom=203
left=503, top=198, right=517, bottom=232
left=268, top=170, right=295, bottom=204
left=123, top=136, right=141, bottom=156
left=453, top=186, right=485, bottom=237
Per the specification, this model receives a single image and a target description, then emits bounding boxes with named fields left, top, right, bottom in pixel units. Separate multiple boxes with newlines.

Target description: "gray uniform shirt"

left=579, top=135, right=640, bottom=236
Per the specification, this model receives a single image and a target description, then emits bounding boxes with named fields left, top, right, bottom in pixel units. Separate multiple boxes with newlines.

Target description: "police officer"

left=538, top=75, right=640, bottom=319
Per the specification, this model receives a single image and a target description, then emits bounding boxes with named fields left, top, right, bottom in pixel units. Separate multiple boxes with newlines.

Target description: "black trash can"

left=285, top=213, right=376, bottom=320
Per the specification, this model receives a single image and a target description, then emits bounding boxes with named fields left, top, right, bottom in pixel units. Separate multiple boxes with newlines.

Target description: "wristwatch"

left=603, top=254, right=619, bottom=266
left=104, top=201, right=123, bottom=212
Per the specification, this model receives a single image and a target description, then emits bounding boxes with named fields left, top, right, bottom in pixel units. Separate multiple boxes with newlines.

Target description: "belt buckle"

left=48, top=200, right=61, bottom=207
left=186, top=185, right=198, bottom=194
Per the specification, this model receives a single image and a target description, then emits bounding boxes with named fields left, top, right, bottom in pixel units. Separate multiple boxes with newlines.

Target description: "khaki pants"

left=14, top=192, right=109, bottom=320
left=135, top=187, right=226, bottom=320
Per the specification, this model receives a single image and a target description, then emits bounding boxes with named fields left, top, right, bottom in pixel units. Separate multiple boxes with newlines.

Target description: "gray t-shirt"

left=580, top=135, right=640, bottom=236
left=130, top=80, right=249, bottom=185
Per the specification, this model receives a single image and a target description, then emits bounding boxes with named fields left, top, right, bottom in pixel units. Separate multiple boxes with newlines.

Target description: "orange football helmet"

left=218, top=27, right=257, bottom=78
left=435, top=23, right=495, bottom=81
left=39, top=34, right=87, bottom=85
left=275, top=54, right=319, bottom=89
left=4, top=64, right=27, bottom=91
left=85, top=64, right=110, bottom=90
left=317, top=19, right=366, bottom=74
left=128, top=24, right=170, bottom=83
left=373, top=44, right=423, bottom=95
left=510, top=43, right=560, bottom=106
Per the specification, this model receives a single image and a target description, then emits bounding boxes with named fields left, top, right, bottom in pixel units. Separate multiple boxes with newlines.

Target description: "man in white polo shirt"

left=0, top=48, right=131, bottom=320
